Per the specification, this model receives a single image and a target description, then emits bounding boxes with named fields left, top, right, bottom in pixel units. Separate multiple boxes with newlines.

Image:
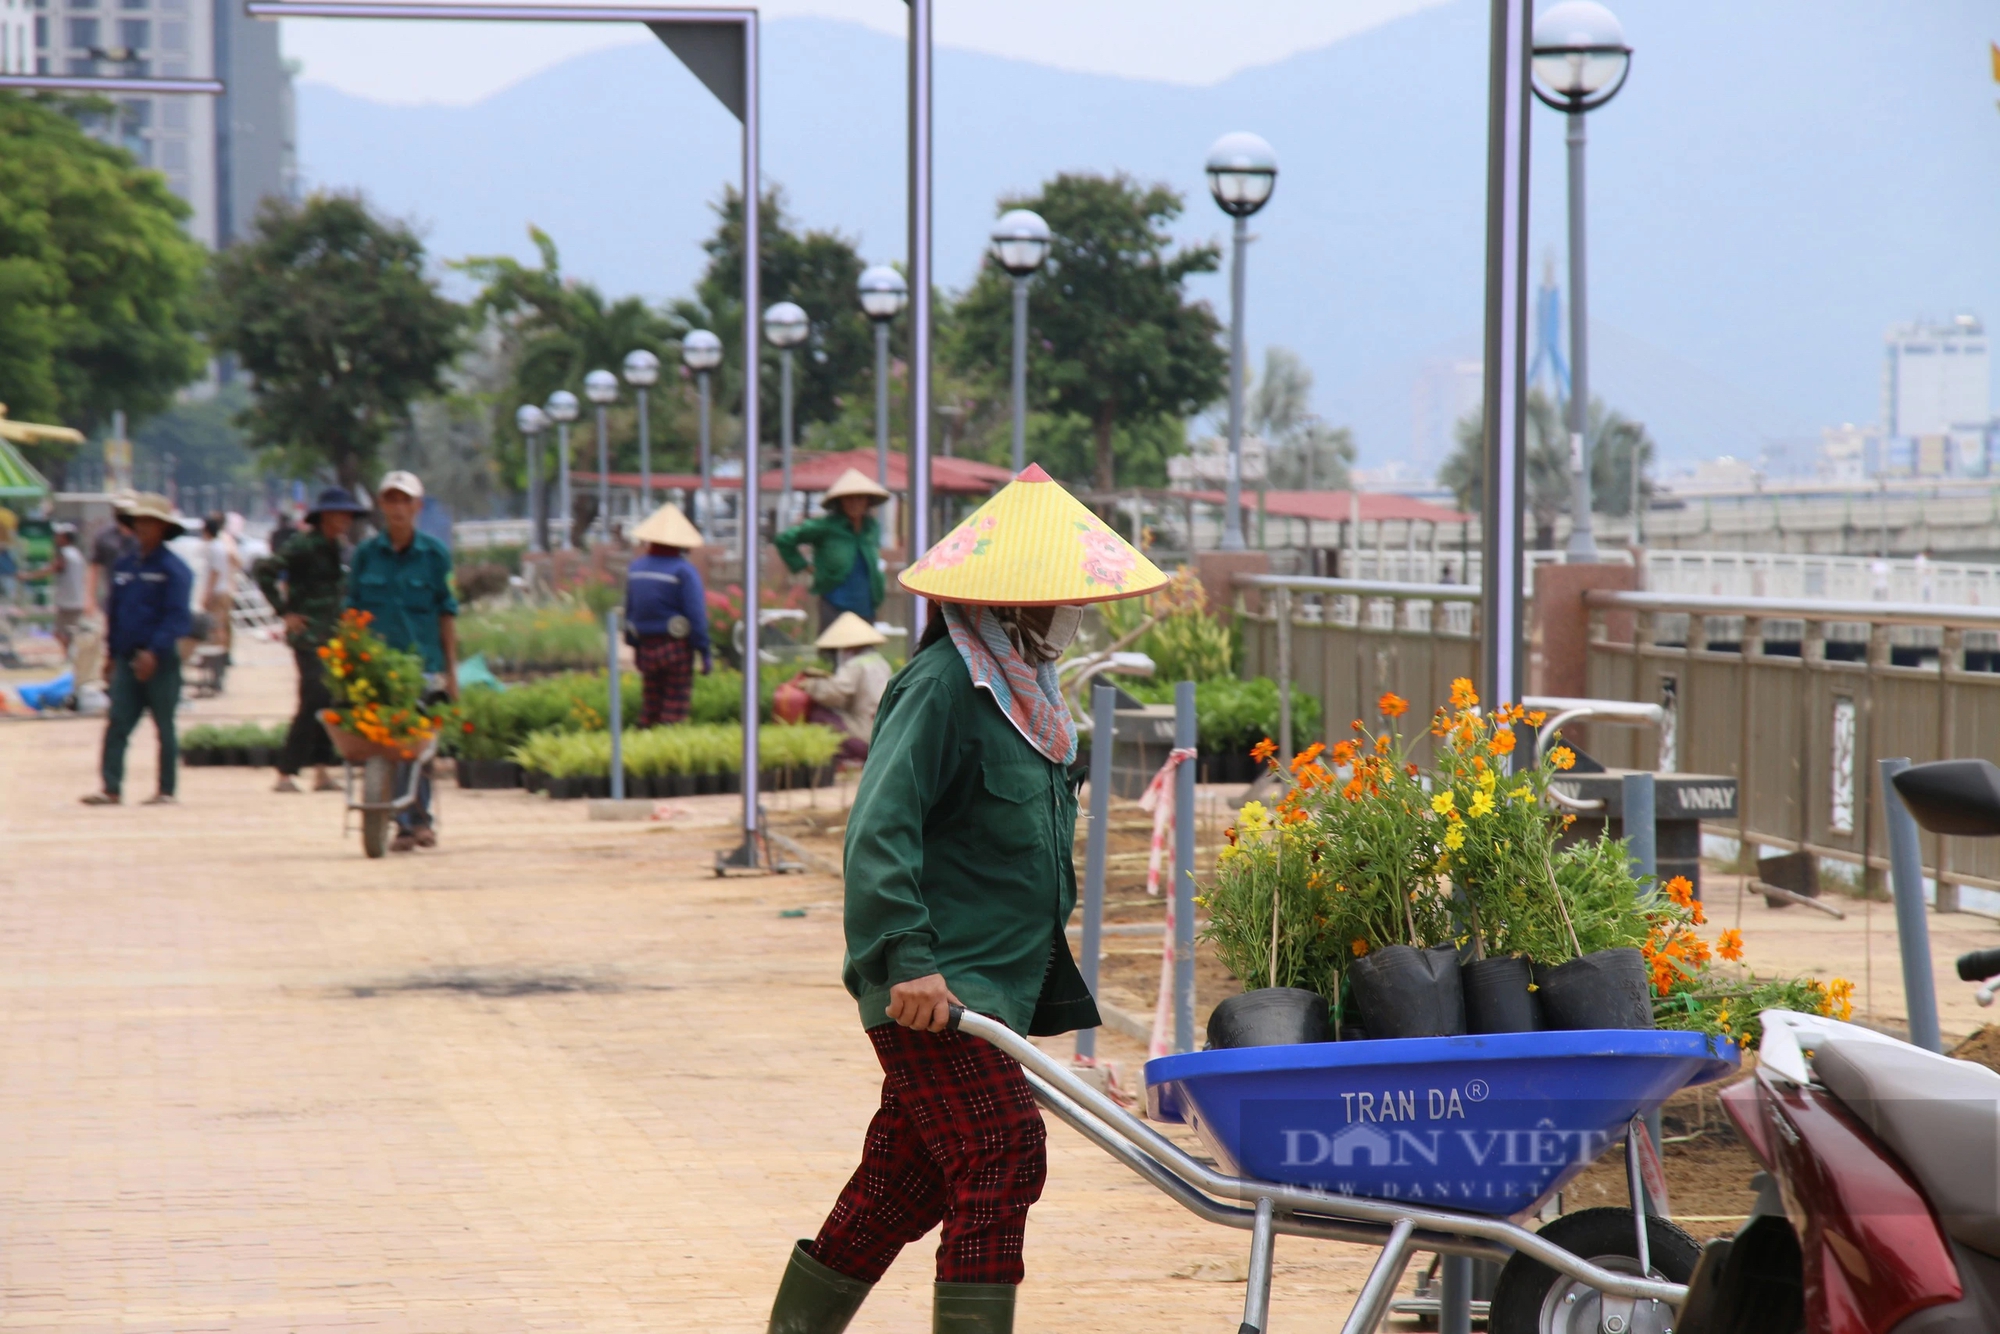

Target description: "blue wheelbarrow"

left=948, top=1009, right=1737, bottom=1334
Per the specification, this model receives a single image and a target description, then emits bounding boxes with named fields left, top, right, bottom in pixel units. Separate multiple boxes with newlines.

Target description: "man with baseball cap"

left=347, top=471, right=458, bottom=850
left=82, top=493, right=191, bottom=806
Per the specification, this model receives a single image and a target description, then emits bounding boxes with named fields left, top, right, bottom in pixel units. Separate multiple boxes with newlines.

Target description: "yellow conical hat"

left=815, top=611, right=887, bottom=651
left=632, top=502, right=704, bottom=549
left=899, top=464, right=1168, bottom=606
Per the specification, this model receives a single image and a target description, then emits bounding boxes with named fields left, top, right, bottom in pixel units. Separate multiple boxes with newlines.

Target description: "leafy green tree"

left=676, top=186, right=878, bottom=448
left=0, top=93, right=207, bottom=449
left=133, top=383, right=257, bottom=491
left=1440, top=391, right=1654, bottom=546
left=212, top=193, right=464, bottom=492
left=458, top=227, right=682, bottom=496
left=947, top=173, right=1226, bottom=490
left=1249, top=346, right=1355, bottom=491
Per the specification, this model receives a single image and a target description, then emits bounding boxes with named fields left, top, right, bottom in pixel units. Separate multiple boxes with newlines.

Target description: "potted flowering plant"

left=317, top=609, right=455, bottom=761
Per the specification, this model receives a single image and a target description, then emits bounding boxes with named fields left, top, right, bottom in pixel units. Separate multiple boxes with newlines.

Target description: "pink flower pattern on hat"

left=1076, top=521, right=1136, bottom=590
left=909, top=514, right=996, bottom=574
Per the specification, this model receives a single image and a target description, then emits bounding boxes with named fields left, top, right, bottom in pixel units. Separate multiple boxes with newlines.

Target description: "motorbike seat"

left=1813, top=1037, right=2000, bottom=1257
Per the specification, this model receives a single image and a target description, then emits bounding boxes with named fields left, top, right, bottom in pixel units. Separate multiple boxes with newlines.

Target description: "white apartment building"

left=1883, top=315, right=1991, bottom=440
left=34, top=0, right=295, bottom=248
left=2, top=0, right=31, bottom=72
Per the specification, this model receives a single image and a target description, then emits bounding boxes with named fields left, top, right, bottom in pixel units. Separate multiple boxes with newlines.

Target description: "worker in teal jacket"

left=775, top=467, right=890, bottom=633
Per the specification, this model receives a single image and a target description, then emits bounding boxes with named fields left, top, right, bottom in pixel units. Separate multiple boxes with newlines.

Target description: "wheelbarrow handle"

left=946, top=1003, right=965, bottom=1032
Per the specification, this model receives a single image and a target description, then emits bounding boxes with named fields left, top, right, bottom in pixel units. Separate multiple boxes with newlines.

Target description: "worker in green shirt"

left=775, top=467, right=890, bottom=633
left=764, top=464, right=1168, bottom=1334
left=346, top=471, right=458, bottom=853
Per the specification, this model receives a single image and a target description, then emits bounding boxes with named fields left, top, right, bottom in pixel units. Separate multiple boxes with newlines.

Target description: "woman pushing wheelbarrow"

left=763, top=465, right=1168, bottom=1334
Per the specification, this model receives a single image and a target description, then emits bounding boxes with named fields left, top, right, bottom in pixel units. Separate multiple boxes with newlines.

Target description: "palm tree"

left=1439, top=391, right=1658, bottom=546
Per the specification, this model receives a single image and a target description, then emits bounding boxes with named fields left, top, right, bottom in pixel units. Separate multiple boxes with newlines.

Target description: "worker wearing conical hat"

left=776, top=467, right=890, bottom=633
left=624, top=503, right=709, bottom=726
left=794, top=611, right=893, bottom=762
left=765, top=465, right=1167, bottom=1334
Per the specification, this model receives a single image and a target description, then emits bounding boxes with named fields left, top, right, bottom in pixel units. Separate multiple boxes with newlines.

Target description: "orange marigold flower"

left=1350, top=938, right=1370, bottom=958
left=1289, top=742, right=1326, bottom=774
left=1664, top=875, right=1695, bottom=907
left=1343, top=777, right=1366, bottom=801
left=1526, top=710, right=1547, bottom=727
left=1378, top=692, right=1409, bottom=719
left=1488, top=728, right=1517, bottom=756
left=462, top=721, right=475, bottom=733
left=1374, top=733, right=1392, bottom=755
left=1351, top=718, right=1365, bottom=733
left=1250, top=737, right=1277, bottom=763
left=1691, top=902, right=1707, bottom=926
left=1224, top=827, right=1238, bottom=846
left=1550, top=745, right=1576, bottom=771
left=1330, top=739, right=1360, bottom=765
left=1449, top=677, right=1478, bottom=710
left=1717, top=928, right=1744, bottom=962
left=1282, top=807, right=1309, bottom=825
left=1405, top=762, right=1419, bottom=777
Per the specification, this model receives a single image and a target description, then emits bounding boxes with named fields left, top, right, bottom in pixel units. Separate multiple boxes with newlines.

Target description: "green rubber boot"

left=934, top=1281, right=1016, bottom=1334
left=766, top=1241, right=872, bottom=1334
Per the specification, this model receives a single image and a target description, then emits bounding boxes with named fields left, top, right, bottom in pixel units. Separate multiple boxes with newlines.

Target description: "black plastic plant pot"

left=245, top=745, right=270, bottom=768
left=1534, top=947, right=1656, bottom=1030
left=1461, top=955, right=1541, bottom=1034
left=1206, top=988, right=1334, bottom=1049
left=1349, top=944, right=1467, bottom=1039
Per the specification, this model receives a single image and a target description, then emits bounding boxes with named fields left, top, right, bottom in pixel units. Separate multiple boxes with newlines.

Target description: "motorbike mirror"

left=1891, top=759, right=2000, bottom=837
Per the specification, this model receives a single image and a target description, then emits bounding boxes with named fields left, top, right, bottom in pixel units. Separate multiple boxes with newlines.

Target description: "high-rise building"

left=35, top=0, right=295, bottom=249
left=1413, top=357, right=1484, bottom=474
left=1882, top=315, right=1990, bottom=440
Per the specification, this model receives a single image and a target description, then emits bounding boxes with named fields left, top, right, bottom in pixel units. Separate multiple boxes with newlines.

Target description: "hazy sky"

left=279, top=0, right=1449, bottom=104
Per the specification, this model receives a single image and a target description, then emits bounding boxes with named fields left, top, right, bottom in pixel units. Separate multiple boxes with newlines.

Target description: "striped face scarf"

left=942, top=603, right=1078, bottom=766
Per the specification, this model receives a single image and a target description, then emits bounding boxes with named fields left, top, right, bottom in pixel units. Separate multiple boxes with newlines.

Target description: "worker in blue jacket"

left=624, top=503, right=711, bottom=725
left=83, top=492, right=193, bottom=806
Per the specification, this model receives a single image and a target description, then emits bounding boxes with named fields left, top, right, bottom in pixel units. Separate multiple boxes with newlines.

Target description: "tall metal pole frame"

left=1009, top=274, right=1030, bottom=474
left=779, top=346, right=795, bottom=526
left=907, top=0, right=933, bottom=636
left=557, top=421, right=574, bottom=550
left=247, top=1, right=765, bottom=865
left=1480, top=0, right=1533, bottom=713
left=526, top=425, right=544, bottom=552
left=1221, top=213, right=1250, bottom=551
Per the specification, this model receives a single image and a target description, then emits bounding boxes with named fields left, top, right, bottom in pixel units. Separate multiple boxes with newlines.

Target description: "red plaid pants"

left=634, top=635, right=693, bottom=726
left=807, top=1022, right=1047, bottom=1285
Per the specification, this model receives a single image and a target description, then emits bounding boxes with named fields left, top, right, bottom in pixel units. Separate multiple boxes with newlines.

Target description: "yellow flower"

left=1476, top=767, right=1498, bottom=794
left=1443, top=825, right=1466, bottom=851
left=1509, top=784, right=1534, bottom=802
left=1238, top=800, right=1271, bottom=834
left=1217, top=845, right=1242, bottom=865
left=1431, top=791, right=1456, bottom=816
left=1468, top=791, right=1495, bottom=819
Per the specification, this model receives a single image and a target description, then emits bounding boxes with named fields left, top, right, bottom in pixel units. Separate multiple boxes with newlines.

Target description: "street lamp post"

left=990, top=210, right=1051, bottom=474
left=623, top=349, right=660, bottom=513
left=584, top=369, right=619, bottom=547
left=545, top=389, right=579, bottom=551
left=1205, top=132, right=1278, bottom=553
left=682, top=330, right=723, bottom=541
left=515, top=403, right=549, bottom=552
left=858, top=265, right=909, bottom=486
left=1531, top=0, right=1632, bottom=563
left=763, top=301, right=809, bottom=526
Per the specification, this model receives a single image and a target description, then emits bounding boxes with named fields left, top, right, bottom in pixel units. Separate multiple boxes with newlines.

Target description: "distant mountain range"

left=295, top=0, right=2000, bottom=474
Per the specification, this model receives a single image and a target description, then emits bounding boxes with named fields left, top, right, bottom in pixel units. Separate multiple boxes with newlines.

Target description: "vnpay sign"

left=1240, top=1091, right=1624, bottom=1210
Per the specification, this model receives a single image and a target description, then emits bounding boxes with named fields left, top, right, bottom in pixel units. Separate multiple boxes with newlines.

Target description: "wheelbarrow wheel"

left=361, top=756, right=394, bottom=858
left=1489, top=1207, right=1699, bottom=1334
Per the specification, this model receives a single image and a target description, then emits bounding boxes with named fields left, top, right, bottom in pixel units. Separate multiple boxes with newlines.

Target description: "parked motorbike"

left=1674, top=759, right=2000, bottom=1334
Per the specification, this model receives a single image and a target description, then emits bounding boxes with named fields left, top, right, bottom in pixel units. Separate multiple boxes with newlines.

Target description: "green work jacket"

left=841, top=639, right=1099, bottom=1037
left=346, top=530, right=458, bottom=673
left=775, top=512, right=885, bottom=605
left=253, top=529, right=347, bottom=650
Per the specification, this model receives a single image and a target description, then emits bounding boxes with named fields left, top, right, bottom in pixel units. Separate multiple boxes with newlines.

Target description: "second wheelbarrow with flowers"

left=316, top=609, right=461, bottom=858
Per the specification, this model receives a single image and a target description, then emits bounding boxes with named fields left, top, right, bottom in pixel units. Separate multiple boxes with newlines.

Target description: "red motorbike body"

left=1721, top=1072, right=1963, bottom=1332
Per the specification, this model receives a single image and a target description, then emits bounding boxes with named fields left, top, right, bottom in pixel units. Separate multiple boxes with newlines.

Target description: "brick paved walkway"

left=0, top=646, right=1383, bottom=1332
